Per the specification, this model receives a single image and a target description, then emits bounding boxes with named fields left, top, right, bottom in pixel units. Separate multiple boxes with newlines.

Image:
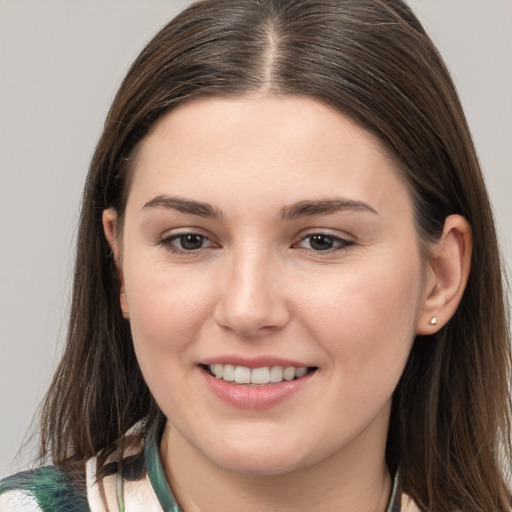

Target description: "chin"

left=212, top=453, right=304, bottom=477
left=201, top=437, right=315, bottom=477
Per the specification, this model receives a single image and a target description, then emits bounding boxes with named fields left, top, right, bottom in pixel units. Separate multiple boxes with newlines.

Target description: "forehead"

left=127, top=95, right=412, bottom=220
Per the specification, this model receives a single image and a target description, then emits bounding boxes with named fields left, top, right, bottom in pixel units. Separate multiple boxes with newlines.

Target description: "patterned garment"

left=0, top=424, right=413, bottom=511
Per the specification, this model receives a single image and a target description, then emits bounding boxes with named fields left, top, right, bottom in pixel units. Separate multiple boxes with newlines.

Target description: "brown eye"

left=296, top=233, right=352, bottom=252
left=177, top=234, right=205, bottom=250
left=309, top=234, right=335, bottom=251
left=160, top=232, right=214, bottom=253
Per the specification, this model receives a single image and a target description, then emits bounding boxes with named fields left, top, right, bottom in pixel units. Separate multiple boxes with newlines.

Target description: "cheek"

left=122, top=261, right=216, bottom=366
left=121, top=263, right=218, bottom=416
left=297, top=250, right=423, bottom=386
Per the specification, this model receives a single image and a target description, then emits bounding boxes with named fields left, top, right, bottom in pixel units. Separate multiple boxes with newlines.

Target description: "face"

left=108, top=95, right=428, bottom=476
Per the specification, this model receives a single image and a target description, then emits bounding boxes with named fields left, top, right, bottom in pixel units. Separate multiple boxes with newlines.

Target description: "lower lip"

left=201, top=368, right=315, bottom=410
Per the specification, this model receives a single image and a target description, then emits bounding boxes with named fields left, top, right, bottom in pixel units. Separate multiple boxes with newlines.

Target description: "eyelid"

left=167, top=233, right=215, bottom=245
left=156, top=226, right=215, bottom=242
left=292, top=229, right=355, bottom=252
left=155, top=227, right=219, bottom=254
left=293, top=227, right=355, bottom=242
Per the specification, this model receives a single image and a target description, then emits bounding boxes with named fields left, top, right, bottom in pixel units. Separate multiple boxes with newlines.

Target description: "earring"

left=429, top=316, right=438, bottom=326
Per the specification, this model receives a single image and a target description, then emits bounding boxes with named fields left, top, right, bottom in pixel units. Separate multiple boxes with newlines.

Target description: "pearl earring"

left=429, top=316, right=438, bottom=326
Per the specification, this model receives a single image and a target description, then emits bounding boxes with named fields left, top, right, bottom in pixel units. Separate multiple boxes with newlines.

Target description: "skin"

left=103, top=95, right=472, bottom=512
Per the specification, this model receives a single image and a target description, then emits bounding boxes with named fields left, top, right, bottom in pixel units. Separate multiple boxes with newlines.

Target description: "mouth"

left=202, top=364, right=318, bottom=385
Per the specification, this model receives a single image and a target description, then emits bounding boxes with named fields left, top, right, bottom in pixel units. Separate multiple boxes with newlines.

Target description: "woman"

left=1, top=0, right=510, bottom=510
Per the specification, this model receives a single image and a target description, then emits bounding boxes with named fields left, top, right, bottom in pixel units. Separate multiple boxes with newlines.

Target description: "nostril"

left=213, top=297, right=291, bottom=337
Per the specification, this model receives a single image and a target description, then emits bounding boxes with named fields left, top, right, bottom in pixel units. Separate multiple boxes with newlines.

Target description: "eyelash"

left=157, top=232, right=215, bottom=255
left=157, top=231, right=354, bottom=255
left=293, top=232, right=354, bottom=253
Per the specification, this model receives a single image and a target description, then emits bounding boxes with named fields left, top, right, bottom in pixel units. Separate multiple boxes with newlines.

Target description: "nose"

left=213, top=248, right=291, bottom=337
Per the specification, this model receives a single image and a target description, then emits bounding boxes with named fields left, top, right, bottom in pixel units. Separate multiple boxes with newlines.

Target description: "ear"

left=416, top=214, right=473, bottom=334
left=102, top=208, right=129, bottom=319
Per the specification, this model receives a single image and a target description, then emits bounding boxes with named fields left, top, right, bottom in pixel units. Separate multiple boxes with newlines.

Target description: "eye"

left=159, top=232, right=215, bottom=253
left=295, top=233, right=353, bottom=252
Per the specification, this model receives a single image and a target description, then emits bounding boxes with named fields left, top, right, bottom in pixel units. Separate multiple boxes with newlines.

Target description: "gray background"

left=1, top=0, right=511, bottom=477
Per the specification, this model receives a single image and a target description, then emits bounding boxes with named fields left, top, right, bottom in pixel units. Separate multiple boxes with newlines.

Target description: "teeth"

left=214, top=364, right=223, bottom=379
left=283, top=367, right=296, bottom=381
left=251, top=367, right=270, bottom=384
left=208, top=364, right=310, bottom=385
left=269, top=366, right=283, bottom=383
left=295, top=367, right=308, bottom=378
left=234, top=366, right=251, bottom=384
left=223, top=364, right=235, bottom=382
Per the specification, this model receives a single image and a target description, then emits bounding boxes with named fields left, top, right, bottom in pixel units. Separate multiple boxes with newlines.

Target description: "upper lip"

left=200, top=355, right=315, bottom=369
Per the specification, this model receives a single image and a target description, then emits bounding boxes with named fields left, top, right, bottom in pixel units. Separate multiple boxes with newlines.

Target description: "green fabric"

left=0, top=464, right=90, bottom=512
left=388, top=468, right=402, bottom=512
left=144, top=426, right=182, bottom=512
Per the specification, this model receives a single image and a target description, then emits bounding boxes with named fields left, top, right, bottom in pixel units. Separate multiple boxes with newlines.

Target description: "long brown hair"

left=39, top=0, right=511, bottom=509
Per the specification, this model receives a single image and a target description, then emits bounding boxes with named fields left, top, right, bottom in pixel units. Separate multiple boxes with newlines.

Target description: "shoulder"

left=0, top=464, right=89, bottom=512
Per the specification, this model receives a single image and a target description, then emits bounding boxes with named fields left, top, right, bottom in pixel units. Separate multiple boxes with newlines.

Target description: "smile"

left=201, top=363, right=317, bottom=409
left=206, top=364, right=313, bottom=385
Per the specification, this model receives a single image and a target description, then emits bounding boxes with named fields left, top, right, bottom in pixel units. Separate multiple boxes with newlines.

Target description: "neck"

left=160, top=423, right=392, bottom=512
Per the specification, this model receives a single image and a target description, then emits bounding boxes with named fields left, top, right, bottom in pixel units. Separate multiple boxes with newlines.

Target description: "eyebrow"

left=279, top=198, right=378, bottom=220
left=142, top=195, right=223, bottom=219
left=142, top=195, right=377, bottom=220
